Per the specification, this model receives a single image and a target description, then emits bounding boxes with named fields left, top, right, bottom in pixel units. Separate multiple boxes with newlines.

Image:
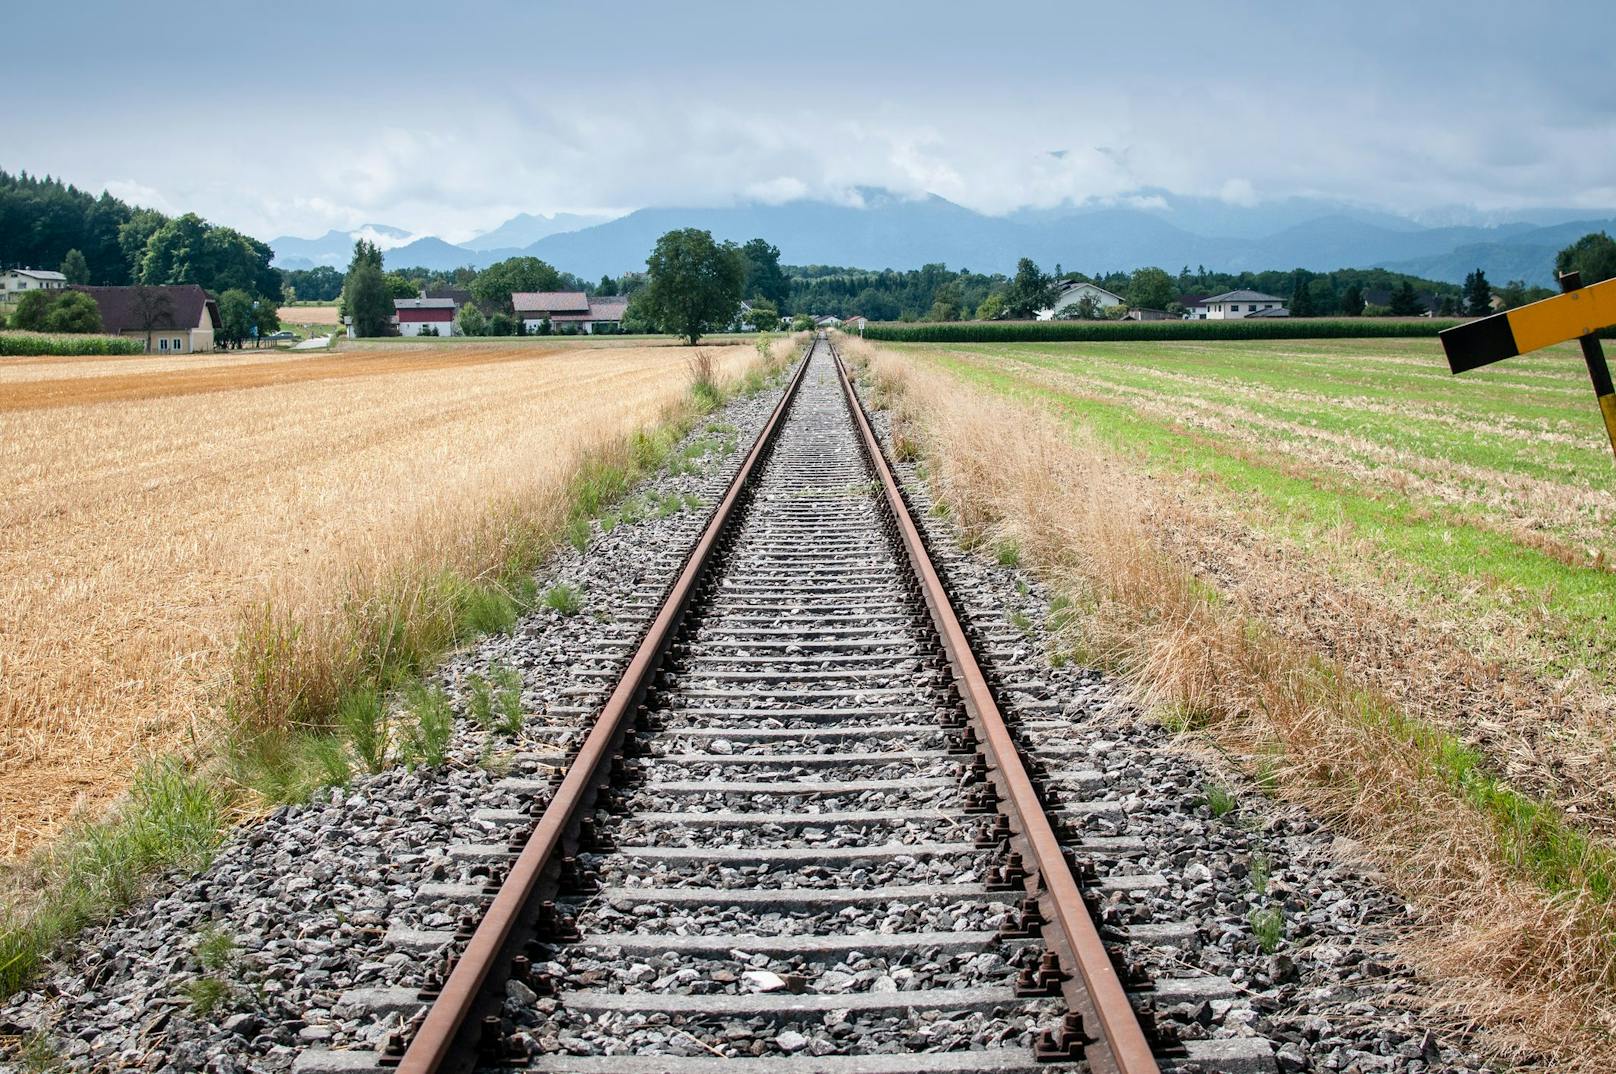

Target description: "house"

left=394, top=295, right=456, bottom=337
left=843, top=315, right=868, bottom=331
left=512, top=291, right=628, bottom=333
left=1, top=268, right=68, bottom=301
left=1125, top=308, right=1173, bottom=321
left=813, top=315, right=842, bottom=328
left=1040, top=281, right=1125, bottom=320
left=1199, top=290, right=1285, bottom=319
left=1178, top=295, right=1210, bottom=319
left=71, top=284, right=219, bottom=353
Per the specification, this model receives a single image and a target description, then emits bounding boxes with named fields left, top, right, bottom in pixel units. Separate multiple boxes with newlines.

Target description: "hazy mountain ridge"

left=268, top=194, right=1616, bottom=285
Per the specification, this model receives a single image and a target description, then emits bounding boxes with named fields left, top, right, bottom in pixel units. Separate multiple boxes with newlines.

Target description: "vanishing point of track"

left=322, top=338, right=1261, bottom=1073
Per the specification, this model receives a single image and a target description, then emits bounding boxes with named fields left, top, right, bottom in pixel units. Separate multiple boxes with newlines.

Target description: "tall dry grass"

left=848, top=335, right=1616, bottom=1071
left=0, top=342, right=759, bottom=856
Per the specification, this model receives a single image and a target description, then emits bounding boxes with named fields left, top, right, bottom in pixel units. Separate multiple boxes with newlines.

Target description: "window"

left=159, top=338, right=169, bottom=351
left=174, top=337, right=184, bottom=351
left=16, top=282, right=26, bottom=290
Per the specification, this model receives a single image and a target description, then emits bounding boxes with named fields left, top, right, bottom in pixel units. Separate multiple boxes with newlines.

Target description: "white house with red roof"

left=512, top=291, right=629, bottom=334
left=393, top=295, right=457, bottom=336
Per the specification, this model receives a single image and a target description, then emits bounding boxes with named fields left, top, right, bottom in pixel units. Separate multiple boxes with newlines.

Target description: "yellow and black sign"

left=1439, top=272, right=1616, bottom=461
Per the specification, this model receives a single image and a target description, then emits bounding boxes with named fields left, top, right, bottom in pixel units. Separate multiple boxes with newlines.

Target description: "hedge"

left=858, top=318, right=1465, bottom=343
left=0, top=331, right=145, bottom=356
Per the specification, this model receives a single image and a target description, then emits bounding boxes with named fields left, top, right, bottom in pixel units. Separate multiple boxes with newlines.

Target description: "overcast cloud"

left=5, top=0, right=1613, bottom=241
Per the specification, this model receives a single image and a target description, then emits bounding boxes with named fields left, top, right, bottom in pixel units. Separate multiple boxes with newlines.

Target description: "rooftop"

left=512, top=291, right=590, bottom=314
left=70, top=284, right=219, bottom=333
left=1203, top=290, right=1284, bottom=303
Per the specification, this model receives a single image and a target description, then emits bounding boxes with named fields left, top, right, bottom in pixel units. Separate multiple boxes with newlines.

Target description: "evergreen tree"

left=342, top=240, right=393, bottom=337
left=1463, top=269, right=1492, bottom=316
left=1339, top=284, right=1364, bottom=316
left=1389, top=280, right=1425, bottom=316
left=1289, top=269, right=1316, bottom=317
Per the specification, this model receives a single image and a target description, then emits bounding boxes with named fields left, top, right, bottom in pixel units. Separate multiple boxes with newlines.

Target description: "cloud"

left=4, top=0, right=1613, bottom=241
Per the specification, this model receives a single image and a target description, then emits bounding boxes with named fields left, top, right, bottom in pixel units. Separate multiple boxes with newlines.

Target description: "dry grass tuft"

left=847, top=334, right=1616, bottom=1071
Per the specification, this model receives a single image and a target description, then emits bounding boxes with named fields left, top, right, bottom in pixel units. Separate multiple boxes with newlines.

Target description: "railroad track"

left=298, top=338, right=1273, bottom=1074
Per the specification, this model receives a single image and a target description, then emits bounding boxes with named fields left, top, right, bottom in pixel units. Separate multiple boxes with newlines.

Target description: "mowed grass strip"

left=918, top=340, right=1616, bottom=685
left=0, top=341, right=763, bottom=857
left=848, top=335, right=1616, bottom=1069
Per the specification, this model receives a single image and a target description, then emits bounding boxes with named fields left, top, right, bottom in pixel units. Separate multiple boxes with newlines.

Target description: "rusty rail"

left=393, top=345, right=813, bottom=1074
left=829, top=339, right=1161, bottom=1074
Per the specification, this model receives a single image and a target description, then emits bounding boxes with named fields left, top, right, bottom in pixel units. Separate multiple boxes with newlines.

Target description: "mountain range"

left=268, top=190, right=1615, bottom=286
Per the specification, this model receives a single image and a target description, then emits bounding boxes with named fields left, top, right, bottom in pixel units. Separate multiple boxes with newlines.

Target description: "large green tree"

left=137, top=213, right=279, bottom=299
left=1339, top=283, right=1364, bottom=316
left=59, top=248, right=90, bottom=284
left=641, top=228, right=745, bottom=345
left=217, top=288, right=256, bottom=345
left=470, top=257, right=563, bottom=311
left=739, top=238, right=789, bottom=307
left=342, top=240, right=394, bottom=337
left=1126, top=266, right=1176, bottom=311
left=1556, top=232, right=1616, bottom=286
left=1388, top=280, right=1425, bottom=316
left=43, top=291, right=103, bottom=333
left=1288, top=269, right=1316, bottom=317
left=1002, top=258, right=1056, bottom=319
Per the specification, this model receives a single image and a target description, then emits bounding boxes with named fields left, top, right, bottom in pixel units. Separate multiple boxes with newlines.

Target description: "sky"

left=5, top=0, right=1614, bottom=243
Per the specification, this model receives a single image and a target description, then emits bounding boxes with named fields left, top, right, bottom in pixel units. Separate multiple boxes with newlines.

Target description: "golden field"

left=0, top=341, right=757, bottom=856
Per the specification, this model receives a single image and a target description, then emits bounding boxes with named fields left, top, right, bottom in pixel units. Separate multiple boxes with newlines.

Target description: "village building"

left=1, top=267, right=68, bottom=301
left=1178, top=295, right=1211, bottom=319
left=512, top=291, right=629, bottom=334
left=394, top=295, right=456, bottom=336
left=70, top=284, right=219, bottom=353
left=1199, top=290, right=1286, bottom=319
left=1039, top=280, right=1125, bottom=320
left=813, top=314, right=843, bottom=329
left=1124, top=307, right=1174, bottom=321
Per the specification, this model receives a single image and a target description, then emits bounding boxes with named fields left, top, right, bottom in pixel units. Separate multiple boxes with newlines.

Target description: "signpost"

left=1439, top=272, right=1616, bottom=462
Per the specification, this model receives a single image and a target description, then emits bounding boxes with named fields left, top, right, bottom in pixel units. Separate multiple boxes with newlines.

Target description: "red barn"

left=394, top=296, right=456, bottom=337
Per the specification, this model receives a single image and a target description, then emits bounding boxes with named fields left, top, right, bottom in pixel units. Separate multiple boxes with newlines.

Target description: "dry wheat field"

left=0, top=341, right=755, bottom=857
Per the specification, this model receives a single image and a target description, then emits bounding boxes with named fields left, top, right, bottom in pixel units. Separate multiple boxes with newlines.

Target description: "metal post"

left=1558, top=271, right=1616, bottom=463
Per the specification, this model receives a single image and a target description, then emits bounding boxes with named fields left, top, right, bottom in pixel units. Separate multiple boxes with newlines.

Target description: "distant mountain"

left=270, top=224, right=419, bottom=269
left=462, top=211, right=619, bottom=252
left=268, top=191, right=1616, bottom=287
left=376, top=236, right=496, bottom=272
left=1377, top=218, right=1616, bottom=286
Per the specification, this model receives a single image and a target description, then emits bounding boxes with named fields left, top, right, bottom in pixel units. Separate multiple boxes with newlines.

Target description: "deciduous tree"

left=470, top=257, right=563, bottom=312
left=59, top=248, right=90, bottom=284
left=1126, top=267, right=1176, bottom=312
left=641, top=228, right=745, bottom=345
left=1556, top=231, right=1616, bottom=286
left=739, top=238, right=789, bottom=308
left=1003, top=258, right=1055, bottom=319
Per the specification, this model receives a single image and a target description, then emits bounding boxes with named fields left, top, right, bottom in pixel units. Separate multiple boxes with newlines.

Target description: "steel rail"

left=394, top=344, right=814, bottom=1074
left=828, top=340, right=1161, bottom=1074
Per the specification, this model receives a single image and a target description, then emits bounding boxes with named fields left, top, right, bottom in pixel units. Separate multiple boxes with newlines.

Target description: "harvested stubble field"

left=847, top=333, right=1616, bottom=1071
left=275, top=304, right=341, bottom=326
left=0, top=341, right=757, bottom=857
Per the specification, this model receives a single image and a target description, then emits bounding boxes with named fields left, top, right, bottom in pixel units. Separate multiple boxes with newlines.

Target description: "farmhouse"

left=512, top=291, right=629, bottom=334
left=1, top=268, right=68, bottom=300
left=394, top=295, right=456, bottom=337
left=1179, top=295, right=1210, bottom=319
left=1040, top=281, right=1125, bottom=320
left=1199, top=290, right=1286, bottom=319
left=71, top=284, right=219, bottom=353
left=813, top=315, right=843, bottom=329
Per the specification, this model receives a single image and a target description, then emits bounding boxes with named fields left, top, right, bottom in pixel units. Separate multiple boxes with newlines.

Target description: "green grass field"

left=902, top=337, right=1616, bottom=691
